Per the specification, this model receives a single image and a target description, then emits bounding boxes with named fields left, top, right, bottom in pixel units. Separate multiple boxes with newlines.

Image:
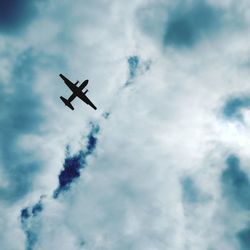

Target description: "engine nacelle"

left=84, top=89, right=88, bottom=94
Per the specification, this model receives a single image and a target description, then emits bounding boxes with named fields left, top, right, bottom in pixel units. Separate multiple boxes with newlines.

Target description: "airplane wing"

left=79, top=80, right=89, bottom=90
left=68, top=93, right=77, bottom=102
left=59, top=74, right=76, bottom=93
left=77, top=92, right=97, bottom=110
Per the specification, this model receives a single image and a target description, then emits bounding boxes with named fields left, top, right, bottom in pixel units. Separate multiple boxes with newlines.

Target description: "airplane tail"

left=60, top=96, right=74, bottom=110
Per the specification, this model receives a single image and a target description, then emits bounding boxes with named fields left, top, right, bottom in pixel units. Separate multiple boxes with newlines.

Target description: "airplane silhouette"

left=59, top=74, right=97, bottom=110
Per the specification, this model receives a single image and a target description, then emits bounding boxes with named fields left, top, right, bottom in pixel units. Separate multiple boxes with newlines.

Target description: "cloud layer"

left=1, top=0, right=250, bottom=249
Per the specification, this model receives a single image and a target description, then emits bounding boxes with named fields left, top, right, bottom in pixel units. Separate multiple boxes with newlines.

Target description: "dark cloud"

left=57, top=152, right=83, bottom=191
left=163, top=1, right=223, bottom=48
left=0, top=48, right=45, bottom=202
left=53, top=123, right=100, bottom=198
left=20, top=197, right=44, bottom=250
left=0, top=0, right=39, bottom=34
left=86, top=124, right=98, bottom=153
left=31, top=200, right=43, bottom=216
left=222, top=96, right=250, bottom=121
left=221, top=155, right=250, bottom=210
left=237, top=225, right=250, bottom=250
left=21, top=198, right=43, bottom=222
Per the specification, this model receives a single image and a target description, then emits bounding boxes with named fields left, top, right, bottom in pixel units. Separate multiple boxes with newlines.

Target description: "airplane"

left=59, top=74, right=97, bottom=110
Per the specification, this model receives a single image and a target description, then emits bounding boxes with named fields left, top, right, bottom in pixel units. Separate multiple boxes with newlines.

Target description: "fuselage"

left=71, top=85, right=82, bottom=96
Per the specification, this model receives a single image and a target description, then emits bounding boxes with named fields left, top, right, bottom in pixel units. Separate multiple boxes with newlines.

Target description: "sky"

left=1, top=0, right=250, bottom=249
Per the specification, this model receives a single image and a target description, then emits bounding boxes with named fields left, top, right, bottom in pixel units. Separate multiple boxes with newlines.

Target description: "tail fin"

left=60, top=96, right=74, bottom=110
